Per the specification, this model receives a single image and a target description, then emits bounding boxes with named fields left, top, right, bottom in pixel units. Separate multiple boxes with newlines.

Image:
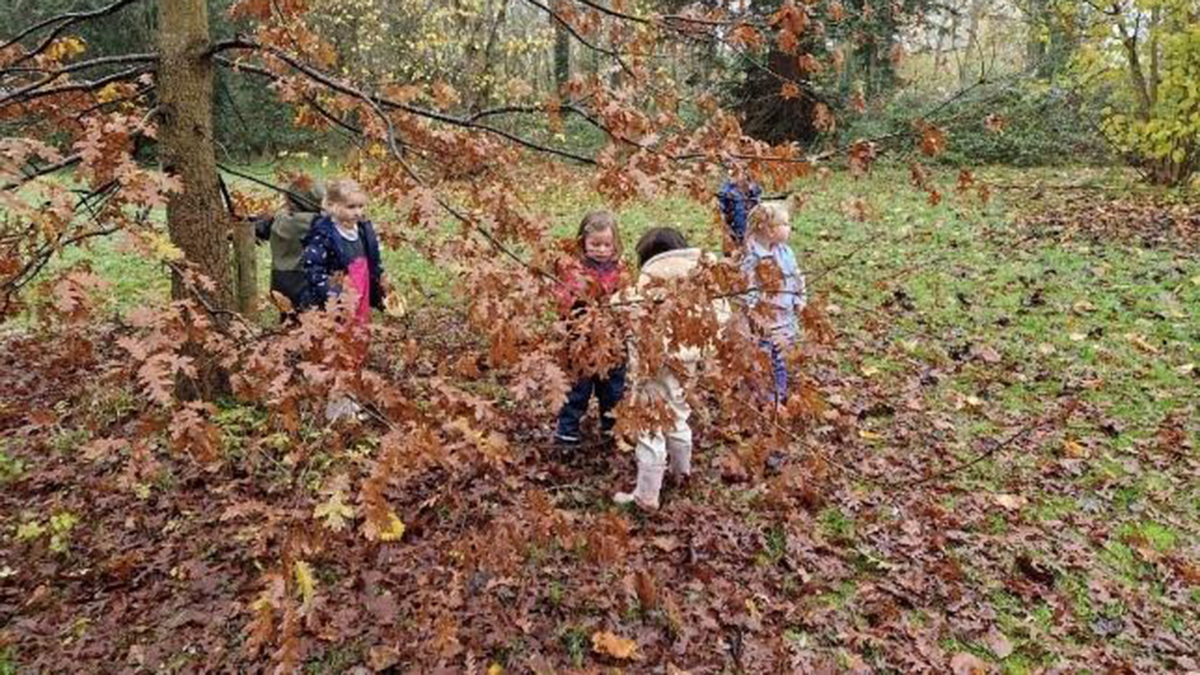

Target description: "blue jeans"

left=761, top=340, right=788, bottom=404
left=555, top=364, right=627, bottom=440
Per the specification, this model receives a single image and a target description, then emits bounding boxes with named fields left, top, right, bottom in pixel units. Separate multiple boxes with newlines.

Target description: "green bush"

left=842, top=83, right=1110, bottom=167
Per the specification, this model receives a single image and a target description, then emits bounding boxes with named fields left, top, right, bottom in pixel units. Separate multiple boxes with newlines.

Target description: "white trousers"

left=635, top=370, right=693, bottom=478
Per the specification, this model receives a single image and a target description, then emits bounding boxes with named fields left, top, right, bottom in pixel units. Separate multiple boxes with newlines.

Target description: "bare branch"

left=1, top=154, right=82, bottom=192
left=571, top=0, right=650, bottom=24
left=0, top=53, right=157, bottom=108
left=217, top=43, right=598, bottom=165
left=520, top=0, right=630, bottom=66
left=0, top=0, right=147, bottom=66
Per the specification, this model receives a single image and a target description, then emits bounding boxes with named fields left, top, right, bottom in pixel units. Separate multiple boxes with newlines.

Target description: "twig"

left=898, top=401, right=1077, bottom=486
left=0, top=0, right=146, bottom=65
left=0, top=53, right=158, bottom=108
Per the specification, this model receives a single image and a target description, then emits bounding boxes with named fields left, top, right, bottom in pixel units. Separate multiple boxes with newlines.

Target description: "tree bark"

left=233, top=221, right=257, bottom=317
left=1025, top=0, right=1046, bottom=72
left=157, top=0, right=231, bottom=398
left=1148, top=6, right=1160, bottom=106
left=472, top=0, right=510, bottom=111
left=553, top=11, right=570, bottom=92
left=157, top=0, right=229, bottom=306
left=1117, top=16, right=1153, bottom=121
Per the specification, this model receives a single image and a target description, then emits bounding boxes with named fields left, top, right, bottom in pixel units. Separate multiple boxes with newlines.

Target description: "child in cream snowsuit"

left=613, top=228, right=730, bottom=510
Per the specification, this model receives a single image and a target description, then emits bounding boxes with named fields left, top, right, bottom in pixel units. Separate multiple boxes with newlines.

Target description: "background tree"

left=1069, top=0, right=1198, bottom=185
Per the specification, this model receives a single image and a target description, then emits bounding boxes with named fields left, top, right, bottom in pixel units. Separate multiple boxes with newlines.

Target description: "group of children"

left=258, top=174, right=803, bottom=511
left=552, top=177, right=805, bottom=510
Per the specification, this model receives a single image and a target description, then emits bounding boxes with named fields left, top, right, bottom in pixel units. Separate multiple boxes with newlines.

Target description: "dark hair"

left=635, top=227, right=688, bottom=267
left=577, top=210, right=623, bottom=257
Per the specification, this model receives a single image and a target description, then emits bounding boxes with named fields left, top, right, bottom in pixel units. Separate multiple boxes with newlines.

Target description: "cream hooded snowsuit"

left=618, top=248, right=730, bottom=508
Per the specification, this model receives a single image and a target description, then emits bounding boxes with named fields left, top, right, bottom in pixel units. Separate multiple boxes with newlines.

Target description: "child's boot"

left=666, top=436, right=692, bottom=478
left=665, top=438, right=692, bottom=493
left=614, top=461, right=664, bottom=510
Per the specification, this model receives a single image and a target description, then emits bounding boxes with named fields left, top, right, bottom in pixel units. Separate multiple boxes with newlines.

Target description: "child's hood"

left=638, top=247, right=704, bottom=284
left=286, top=183, right=325, bottom=213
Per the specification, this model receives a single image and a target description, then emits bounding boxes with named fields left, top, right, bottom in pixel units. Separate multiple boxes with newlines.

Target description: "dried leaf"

left=313, top=490, right=355, bottom=532
left=1062, top=439, right=1089, bottom=458
left=950, top=652, right=989, bottom=675
left=994, top=494, right=1025, bottom=511
left=634, top=569, right=658, bottom=610
left=293, top=560, right=315, bottom=606
left=591, top=630, right=638, bottom=660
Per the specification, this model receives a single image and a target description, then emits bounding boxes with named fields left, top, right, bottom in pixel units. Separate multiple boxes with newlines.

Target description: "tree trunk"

left=472, top=0, right=510, bottom=111
left=1117, top=15, right=1153, bottom=121
left=233, top=221, right=257, bottom=317
left=553, top=14, right=570, bottom=92
left=1025, top=0, right=1046, bottom=73
left=157, top=0, right=231, bottom=397
left=961, top=0, right=986, bottom=86
left=1148, top=6, right=1160, bottom=106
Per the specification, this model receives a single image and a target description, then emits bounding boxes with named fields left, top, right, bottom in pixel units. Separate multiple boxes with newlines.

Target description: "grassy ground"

left=2, top=162, right=1196, bottom=671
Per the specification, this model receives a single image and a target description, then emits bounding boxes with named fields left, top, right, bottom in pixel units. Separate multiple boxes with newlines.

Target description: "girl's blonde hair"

left=323, top=178, right=365, bottom=207
left=747, top=200, right=791, bottom=237
left=577, top=210, right=623, bottom=257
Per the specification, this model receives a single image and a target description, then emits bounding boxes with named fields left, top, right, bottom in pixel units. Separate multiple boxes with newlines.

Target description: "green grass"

left=0, top=444, right=26, bottom=484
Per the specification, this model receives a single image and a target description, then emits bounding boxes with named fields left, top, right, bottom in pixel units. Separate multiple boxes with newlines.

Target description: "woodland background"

left=0, top=0, right=1196, bottom=673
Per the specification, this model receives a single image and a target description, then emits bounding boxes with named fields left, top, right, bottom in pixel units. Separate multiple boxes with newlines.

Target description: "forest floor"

left=1, top=164, right=1196, bottom=673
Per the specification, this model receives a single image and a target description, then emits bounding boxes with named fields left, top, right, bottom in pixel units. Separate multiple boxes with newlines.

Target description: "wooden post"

left=233, top=220, right=257, bottom=317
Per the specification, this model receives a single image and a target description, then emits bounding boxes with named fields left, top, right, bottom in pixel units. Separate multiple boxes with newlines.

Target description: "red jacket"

left=555, top=256, right=625, bottom=316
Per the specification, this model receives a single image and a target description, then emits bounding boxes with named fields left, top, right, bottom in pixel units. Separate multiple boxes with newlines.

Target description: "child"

left=614, top=227, right=730, bottom=510
left=553, top=211, right=628, bottom=445
left=254, top=176, right=325, bottom=317
left=716, top=175, right=762, bottom=245
left=741, top=200, right=806, bottom=405
left=300, top=178, right=387, bottom=422
left=299, top=178, right=387, bottom=321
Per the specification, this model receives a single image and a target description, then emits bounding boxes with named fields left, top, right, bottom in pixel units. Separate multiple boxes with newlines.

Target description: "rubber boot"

left=613, top=461, right=665, bottom=511
left=667, top=437, right=692, bottom=478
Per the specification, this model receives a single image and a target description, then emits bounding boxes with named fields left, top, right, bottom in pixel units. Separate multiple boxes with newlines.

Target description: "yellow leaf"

left=384, top=292, right=407, bottom=318
left=294, top=560, right=316, bottom=605
left=858, top=429, right=882, bottom=441
left=861, top=364, right=880, bottom=377
left=744, top=597, right=761, bottom=620
left=313, top=490, right=355, bottom=532
left=95, top=83, right=124, bottom=104
left=592, top=630, right=638, bottom=660
left=45, top=36, right=87, bottom=62
left=994, top=493, right=1026, bottom=511
left=1062, top=439, right=1088, bottom=458
left=375, top=511, right=405, bottom=542
left=1125, top=332, right=1158, bottom=354
left=148, top=232, right=184, bottom=262
left=487, top=665, right=504, bottom=675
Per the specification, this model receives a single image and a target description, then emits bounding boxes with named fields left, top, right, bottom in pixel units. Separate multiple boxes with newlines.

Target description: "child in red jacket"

left=553, top=211, right=628, bottom=445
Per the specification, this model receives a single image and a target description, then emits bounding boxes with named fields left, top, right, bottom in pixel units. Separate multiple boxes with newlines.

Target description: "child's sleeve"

left=554, top=263, right=585, bottom=317
left=740, top=252, right=763, bottom=309
left=301, top=230, right=333, bottom=307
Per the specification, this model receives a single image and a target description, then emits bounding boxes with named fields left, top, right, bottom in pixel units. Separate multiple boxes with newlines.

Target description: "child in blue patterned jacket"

left=741, top=200, right=806, bottom=406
